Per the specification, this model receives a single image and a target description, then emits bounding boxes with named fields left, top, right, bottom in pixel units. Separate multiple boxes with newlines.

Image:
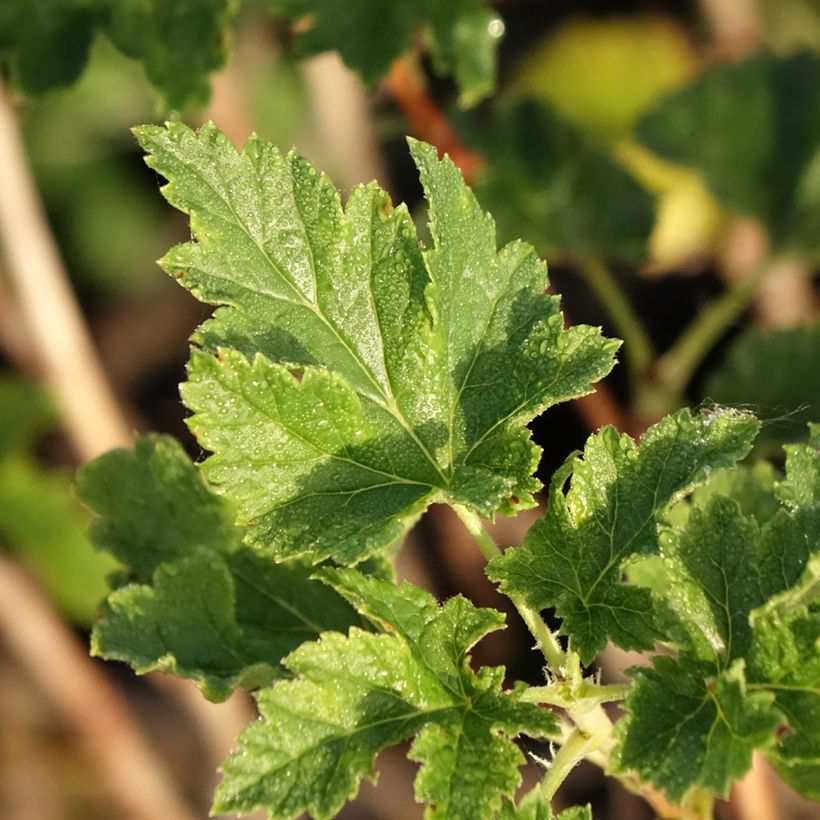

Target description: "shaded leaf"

left=638, top=52, right=820, bottom=256
left=471, top=100, right=655, bottom=263
left=703, top=323, right=820, bottom=447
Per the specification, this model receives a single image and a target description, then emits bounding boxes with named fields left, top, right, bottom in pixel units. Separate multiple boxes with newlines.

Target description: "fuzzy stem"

left=453, top=506, right=568, bottom=673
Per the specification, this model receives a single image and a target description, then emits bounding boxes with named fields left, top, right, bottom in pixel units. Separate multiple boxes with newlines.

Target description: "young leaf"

left=617, top=434, right=819, bottom=801
left=489, top=407, right=759, bottom=663
left=136, top=122, right=618, bottom=564
left=215, top=571, right=558, bottom=819
left=78, top=435, right=364, bottom=701
left=500, top=788, right=591, bottom=819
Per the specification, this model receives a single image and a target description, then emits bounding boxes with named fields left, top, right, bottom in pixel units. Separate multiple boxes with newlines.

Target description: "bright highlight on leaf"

left=135, top=122, right=617, bottom=565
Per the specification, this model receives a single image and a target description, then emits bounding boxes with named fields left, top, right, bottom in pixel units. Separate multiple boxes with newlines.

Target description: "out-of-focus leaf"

left=270, top=0, right=501, bottom=105
left=703, top=322, right=820, bottom=446
left=512, top=16, right=695, bottom=141
left=472, top=101, right=654, bottom=263
left=101, top=0, right=236, bottom=110
left=0, top=0, right=96, bottom=94
left=638, top=52, right=820, bottom=257
left=0, top=457, right=116, bottom=624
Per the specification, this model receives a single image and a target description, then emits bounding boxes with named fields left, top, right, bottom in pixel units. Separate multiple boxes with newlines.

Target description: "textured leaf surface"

left=748, top=555, right=820, bottom=798
left=489, top=407, right=759, bottom=662
left=638, top=52, right=820, bottom=255
left=500, top=789, right=591, bottom=819
left=617, top=434, right=820, bottom=801
left=215, top=571, right=558, bottom=819
left=78, top=435, right=363, bottom=701
left=137, top=122, right=617, bottom=564
left=704, top=322, right=820, bottom=446
left=471, top=100, right=654, bottom=263
left=271, top=0, right=501, bottom=105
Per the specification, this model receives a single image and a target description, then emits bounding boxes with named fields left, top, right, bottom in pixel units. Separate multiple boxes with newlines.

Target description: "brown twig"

left=0, top=556, right=196, bottom=820
left=385, top=56, right=484, bottom=183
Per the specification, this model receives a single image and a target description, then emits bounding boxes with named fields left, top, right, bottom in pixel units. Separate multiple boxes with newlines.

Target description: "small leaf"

left=137, top=122, right=617, bottom=564
left=79, top=435, right=363, bottom=700
left=215, top=571, right=558, bottom=818
left=489, top=407, right=759, bottom=663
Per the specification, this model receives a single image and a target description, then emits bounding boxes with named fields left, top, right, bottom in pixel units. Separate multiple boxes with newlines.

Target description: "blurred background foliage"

left=0, top=1, right=818, bottom=818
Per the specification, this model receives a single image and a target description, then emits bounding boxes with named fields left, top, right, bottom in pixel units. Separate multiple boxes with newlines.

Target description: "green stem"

left=655, top=257, right=774, bottom=400
left=578, top=256, right=654, bottom=389
left=453, top=506, right=568, bottom=674
left=540, top=707, right=612, bottom=804
left=522, top=682, right=631, bottom=708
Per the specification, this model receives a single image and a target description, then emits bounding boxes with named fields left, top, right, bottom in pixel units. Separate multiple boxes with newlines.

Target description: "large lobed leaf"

left=136, top=122, right=617, bottom=565
left=615, top=430, right=820, bottom=801
left=77, top=435, right=365, bottom=701
left=489, top=407, right=760, bottom=663
left=215, top=570, right=558, bottom=819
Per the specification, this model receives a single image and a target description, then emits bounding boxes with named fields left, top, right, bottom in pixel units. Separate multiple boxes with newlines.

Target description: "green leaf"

left=489, top=407, right=759, bottom=663
left=703, top=322, right=820, bottom=447
left=617, top=439, right=819, bottom=801
left=215, top=571, right=558, bottom=818
left=136, top=122, right=617, bottom=564
left=0, top=0, right=234, bottom=107
left=101, top=0, right=236, bottom=110
left=748, top=555, right=820, bottom=799
left=79, top=435, right=364, bottom=701
left=638, top=52, right=820, bottom=256
left=0, top=0, right=96, bottom=94
left=616, top=656, right=780, bottom=802
left=271, top=0, right=501, bottom=105
left=471, top=100, right=655, bottom=263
